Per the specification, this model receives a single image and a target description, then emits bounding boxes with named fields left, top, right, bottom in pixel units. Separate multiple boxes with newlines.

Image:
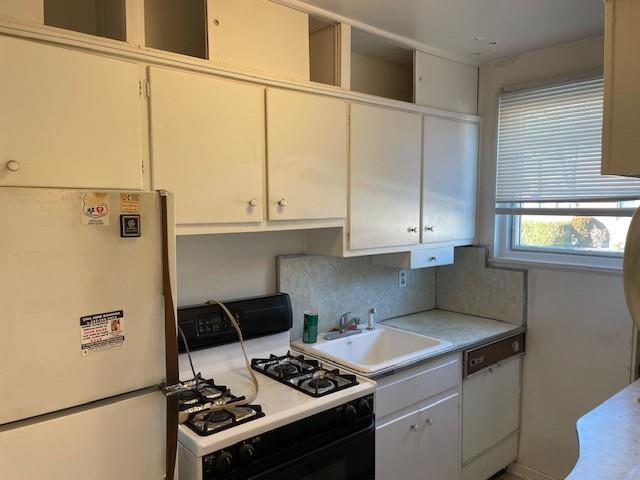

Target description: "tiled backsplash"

left=278, top=254, right=436, bottom=339
left=278, top=246, right=527, bottom=339
left=436, top=246, right=527, bottom=325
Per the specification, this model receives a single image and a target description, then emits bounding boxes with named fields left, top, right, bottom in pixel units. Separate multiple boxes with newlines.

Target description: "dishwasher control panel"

left=464, top=332, right=525, bottom=377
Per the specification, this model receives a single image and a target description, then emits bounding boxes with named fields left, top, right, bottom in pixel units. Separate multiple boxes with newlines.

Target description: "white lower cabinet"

left=375, top=354, right=462, bottom=480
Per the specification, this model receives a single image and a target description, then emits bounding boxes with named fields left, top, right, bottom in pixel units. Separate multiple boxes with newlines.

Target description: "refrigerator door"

left=0, top=390, right=166, bottom=479
left=0, top=188, right=172, bottom=424
left=624, top=207, right=640, bottom=329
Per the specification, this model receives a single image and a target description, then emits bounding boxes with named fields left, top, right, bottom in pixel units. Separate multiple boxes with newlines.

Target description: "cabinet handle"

left=424, top=226, right=434, bottom=232
left=410, top=424, right=420, bottom=431
left=6, top=160, right=20, bottom=172
left=248, top=199, right=258, bottom=207
left=429, top=256, right=438, bottom=262
left=278, top=199, right=287, bottom=207
left=408, top=227, right=418, bottom=233
left=425, top=417, right=434, bottom=426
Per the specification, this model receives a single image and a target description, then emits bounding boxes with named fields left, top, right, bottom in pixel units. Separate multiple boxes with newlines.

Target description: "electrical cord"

left=178, top=300, right=260, bottom=410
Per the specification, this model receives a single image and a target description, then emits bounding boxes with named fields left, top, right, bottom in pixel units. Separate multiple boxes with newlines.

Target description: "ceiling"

left=298, top=0, right=604, bottom=63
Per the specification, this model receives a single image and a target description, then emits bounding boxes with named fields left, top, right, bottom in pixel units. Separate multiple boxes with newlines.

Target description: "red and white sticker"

left=81, top=192, right=110, bottom=226
left=80, top=310, right=125, bottom=356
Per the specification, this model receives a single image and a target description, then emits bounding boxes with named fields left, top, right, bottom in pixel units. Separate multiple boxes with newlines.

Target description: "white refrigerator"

left=0, top=187, right=178, bottom=479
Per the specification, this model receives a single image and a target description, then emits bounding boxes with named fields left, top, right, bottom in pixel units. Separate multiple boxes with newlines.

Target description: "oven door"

left=248, top=420, right=375, bottom=480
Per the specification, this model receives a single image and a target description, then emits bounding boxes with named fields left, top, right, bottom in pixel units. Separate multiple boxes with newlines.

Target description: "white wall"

left=176, top=230, right=305, bottom=306
left=477, top=36, right=635, bottom=479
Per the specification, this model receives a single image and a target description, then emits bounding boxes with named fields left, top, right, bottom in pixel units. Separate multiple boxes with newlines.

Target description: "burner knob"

left=343, top=404, right=357, bottom=422
left=357, top=398, right=372, bottom=415
left=238, top=443, right=256, bottom=465
left=215, top=451, right=233, bottom=473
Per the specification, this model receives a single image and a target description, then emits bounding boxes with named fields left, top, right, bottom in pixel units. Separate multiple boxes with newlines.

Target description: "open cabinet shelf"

left=144, top=0, right=208, bottom=59
left=309, top=16, right=339, bottom=86
left=350, top=28, right=414, bottom=103
left=44, top=0, right=126, bottom=42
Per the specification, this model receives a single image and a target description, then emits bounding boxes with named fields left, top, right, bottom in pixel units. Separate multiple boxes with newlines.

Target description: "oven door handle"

left=248, top=420, right=375, bottom=479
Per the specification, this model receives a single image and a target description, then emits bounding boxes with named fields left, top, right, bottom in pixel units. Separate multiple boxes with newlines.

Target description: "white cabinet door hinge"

left=141, top=158, right=145, bottom=174
left=347, top=113, right=351, bottom=126
left=139, top=79, right=151, bottom=99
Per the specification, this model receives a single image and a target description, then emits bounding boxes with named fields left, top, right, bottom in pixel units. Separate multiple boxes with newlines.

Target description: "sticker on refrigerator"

left=120, top=193, right=141, bottom=214
left=80, top=310, right=125, bottom=356
left=81, top=193, right=110, bottom=226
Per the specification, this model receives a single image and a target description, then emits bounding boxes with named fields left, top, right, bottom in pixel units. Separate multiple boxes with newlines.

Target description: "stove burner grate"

left=252, top=352, right=359, bottom=397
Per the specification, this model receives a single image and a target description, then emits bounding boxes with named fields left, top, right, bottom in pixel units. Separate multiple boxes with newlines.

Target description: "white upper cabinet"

left=350, top=104, right=422, bottom=250
left=266, top=89, right=347, bottom=221
left=422, top=115, right=478, bottom=245
left=148, top=66, right=264, bottom=225
left=207, top=0, right=310, bottom=82
left=602, top=0, right=640, bottom=177
left=415, top=51, right=478, bottom=115
left=0, top=36, right=143, bottom=189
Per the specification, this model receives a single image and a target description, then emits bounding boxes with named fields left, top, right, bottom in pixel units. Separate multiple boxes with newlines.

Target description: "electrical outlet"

left=398, top=270, right=408, bottom=288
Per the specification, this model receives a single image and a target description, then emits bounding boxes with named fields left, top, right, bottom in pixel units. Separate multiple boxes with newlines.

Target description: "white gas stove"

left=176, top=294, right=376, bottom=480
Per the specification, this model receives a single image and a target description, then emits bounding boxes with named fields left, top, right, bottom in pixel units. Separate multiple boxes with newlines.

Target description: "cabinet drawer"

left=376, top=353, right=460, bottom=419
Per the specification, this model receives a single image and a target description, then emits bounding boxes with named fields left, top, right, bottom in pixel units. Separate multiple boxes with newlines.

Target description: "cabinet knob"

left=408, top=227, right=418, bottom=233
left=6, top=160, right=20, bottom=172
left=248, top=199, right=258, bottom=207
left=424, top=226, right=435, bottom=232
left=278, top=199, right=287, bottom=207
left=429, top=256, right=438, bottom=262
left=410, top=424, right=420, bottom=431
left=425, top=417, right=434, bottom=426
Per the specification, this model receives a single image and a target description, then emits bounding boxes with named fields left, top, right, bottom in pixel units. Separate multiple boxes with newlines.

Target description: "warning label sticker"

left=120, top=193, right=141, bottom=214
left=80, top=310, right=125, bottom=356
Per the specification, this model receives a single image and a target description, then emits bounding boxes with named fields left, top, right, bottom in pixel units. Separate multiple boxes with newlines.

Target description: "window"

left=495, top=76, right=640, bottom=267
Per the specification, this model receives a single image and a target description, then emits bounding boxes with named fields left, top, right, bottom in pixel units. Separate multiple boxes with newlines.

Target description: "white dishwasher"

left=462, top=332, right=525, bottom=480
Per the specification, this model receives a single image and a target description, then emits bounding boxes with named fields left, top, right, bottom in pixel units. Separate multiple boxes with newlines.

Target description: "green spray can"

left=303, top=311, right=318, bottom=343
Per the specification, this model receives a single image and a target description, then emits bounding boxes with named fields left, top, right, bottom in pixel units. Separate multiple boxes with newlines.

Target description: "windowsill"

left=490, top=253, right=623, bottom=277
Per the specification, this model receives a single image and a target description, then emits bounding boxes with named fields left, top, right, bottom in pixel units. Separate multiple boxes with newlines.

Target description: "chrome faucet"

left=324, top=312, right=362, bottom=340
left=339, top=312, right=358, bottom=333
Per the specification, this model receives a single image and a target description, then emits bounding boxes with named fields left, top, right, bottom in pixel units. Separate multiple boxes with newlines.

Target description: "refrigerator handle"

left=160, top=191, right=179, bottom=480
left=624, top=207, right=640, bottom=330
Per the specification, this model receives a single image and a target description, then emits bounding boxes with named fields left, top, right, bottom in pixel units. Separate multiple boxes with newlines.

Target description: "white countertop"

left=383, top=309, right=523, bottom=352
left=566, top=380, right=640, bottom=480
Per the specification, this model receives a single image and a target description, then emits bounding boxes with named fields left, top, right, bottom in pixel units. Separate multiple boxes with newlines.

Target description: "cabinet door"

left=422, top=116, right=478, bottom=245
left=602, top=0, right=640, bottom=176
left=266, top=89, right=347, bottom=221
left=207, top=0, right=309, bottom=81
left=148, top=67, right=264, bottom=225
left=0, top=36, right=142, bottom=189
left=350, top=104, right=422, bottom=250
left=376, top=410, right=422, bottom=480
left=462, top=357, right=521, bottom=463
left=414, top=51, right=478, bottom=115
left=420, top=393, right=462, bottom=480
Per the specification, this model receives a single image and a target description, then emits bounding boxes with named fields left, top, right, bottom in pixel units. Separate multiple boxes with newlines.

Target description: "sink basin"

left=292, top=325, right=452, bottom=375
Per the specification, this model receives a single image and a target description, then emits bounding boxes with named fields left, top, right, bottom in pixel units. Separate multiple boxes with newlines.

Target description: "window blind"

left=495, top=77, right=640, bottom=204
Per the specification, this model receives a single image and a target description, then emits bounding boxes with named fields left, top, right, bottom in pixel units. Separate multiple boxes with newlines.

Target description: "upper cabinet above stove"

left=602, top=0, right=640, bottom=178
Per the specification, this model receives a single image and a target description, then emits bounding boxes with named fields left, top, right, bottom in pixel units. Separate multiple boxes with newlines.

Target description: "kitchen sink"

left=292, top=324, right=452, bottom=375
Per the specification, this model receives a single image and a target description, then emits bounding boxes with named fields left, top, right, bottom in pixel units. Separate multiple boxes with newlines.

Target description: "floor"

left=496, top=474, right=521, bottom=480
